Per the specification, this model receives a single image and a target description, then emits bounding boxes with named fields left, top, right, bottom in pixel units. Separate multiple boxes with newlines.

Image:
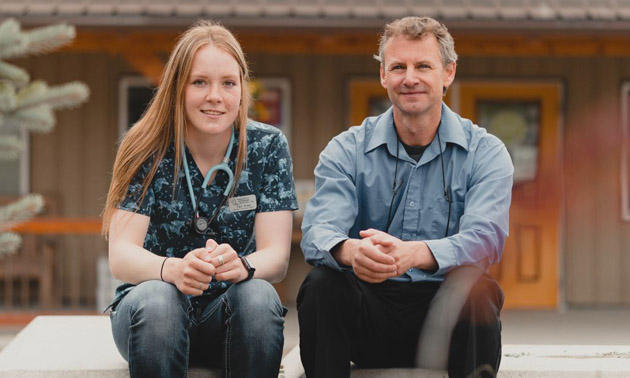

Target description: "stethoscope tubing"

left=182, top=128, right=236, bottom=216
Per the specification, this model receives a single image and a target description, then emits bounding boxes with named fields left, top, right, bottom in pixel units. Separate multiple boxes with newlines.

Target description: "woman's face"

left=184, top=44, right=241, bottom=139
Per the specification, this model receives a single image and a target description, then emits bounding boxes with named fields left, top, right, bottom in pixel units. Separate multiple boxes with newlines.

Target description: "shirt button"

left=409, top=201, right=416, bottom=207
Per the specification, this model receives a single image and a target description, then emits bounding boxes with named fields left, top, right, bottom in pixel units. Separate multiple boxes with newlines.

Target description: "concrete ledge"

left=2, top=316, right=629, bottom=378
left=0, top=316, right=219, bottom=378
left=281, top=345, right=630, bottom=378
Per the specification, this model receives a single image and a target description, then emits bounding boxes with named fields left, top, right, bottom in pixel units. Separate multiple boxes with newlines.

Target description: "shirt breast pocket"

left=430, top=198, right=465, bottom=237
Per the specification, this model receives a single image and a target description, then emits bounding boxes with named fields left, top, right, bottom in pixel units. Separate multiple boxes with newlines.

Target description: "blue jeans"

left=110, top=279, right=285, bottom=378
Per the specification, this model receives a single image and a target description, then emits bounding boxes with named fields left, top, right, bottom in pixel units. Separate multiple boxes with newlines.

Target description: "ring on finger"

left=218, top=255, right=224, bottom=266
left=199, top=282, right=203, bottom=290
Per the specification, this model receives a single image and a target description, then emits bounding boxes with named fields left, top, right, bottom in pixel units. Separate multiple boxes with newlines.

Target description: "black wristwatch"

left=240, top=256, right=256, bottom=281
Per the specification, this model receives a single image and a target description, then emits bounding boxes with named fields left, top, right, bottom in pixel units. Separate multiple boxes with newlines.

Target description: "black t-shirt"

left=401, top=141, right=429, bottom=162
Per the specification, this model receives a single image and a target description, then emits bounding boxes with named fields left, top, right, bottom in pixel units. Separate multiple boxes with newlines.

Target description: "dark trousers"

left=296, top=266, right=504, bottom=378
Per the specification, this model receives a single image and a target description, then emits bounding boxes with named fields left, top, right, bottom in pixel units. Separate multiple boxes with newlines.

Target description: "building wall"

left=16, top=52, right=122, bottom=307
left=20, top=51, right=630, bottom=307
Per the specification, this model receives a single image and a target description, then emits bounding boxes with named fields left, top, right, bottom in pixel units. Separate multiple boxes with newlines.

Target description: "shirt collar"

left=364, top=107, right=398, bottom=155
left=364, top=103, right=469, bottom=156
left=439, top=102, right=469, bottom=152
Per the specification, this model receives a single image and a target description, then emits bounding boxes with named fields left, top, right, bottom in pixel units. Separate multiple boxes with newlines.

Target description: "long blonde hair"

left=102, top=20, right=251, bottom=237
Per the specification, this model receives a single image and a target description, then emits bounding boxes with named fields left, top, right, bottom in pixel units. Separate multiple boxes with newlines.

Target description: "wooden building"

left=2, top=0, right=630, bottom=313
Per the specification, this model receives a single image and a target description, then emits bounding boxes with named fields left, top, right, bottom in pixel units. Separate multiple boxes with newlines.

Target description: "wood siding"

left=16, top=50, right=630, bottom=307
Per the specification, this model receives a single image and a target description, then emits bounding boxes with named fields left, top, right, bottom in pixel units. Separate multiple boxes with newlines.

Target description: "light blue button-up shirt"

left=301, top=103, right=514, bottom=281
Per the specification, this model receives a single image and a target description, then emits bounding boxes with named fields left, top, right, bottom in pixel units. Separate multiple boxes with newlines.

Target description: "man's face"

left=380, top=35, right=456, bottom=120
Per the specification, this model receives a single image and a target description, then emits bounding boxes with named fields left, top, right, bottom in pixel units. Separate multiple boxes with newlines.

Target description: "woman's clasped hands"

left=205, top=239, right=248, bottom=283
left=171, top=239, right=248, bottom=295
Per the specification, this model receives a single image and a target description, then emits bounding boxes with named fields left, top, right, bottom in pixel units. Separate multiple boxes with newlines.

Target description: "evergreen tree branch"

left=18, top=81, right=90, bottom=111
left=0, top=194, right=44, bottom=232
left=0, top=21, right=76, bottom=60
left=0, top=232, right=21, bottom=258
left=0, top=61, right=29, bottom=88
left=5, top=104, right=55, bottom=133
left=0, top=81, right=17, bottom=113
left=0, top=136, right=22, bottom=160
left=0, top=18, right=27, bottom=57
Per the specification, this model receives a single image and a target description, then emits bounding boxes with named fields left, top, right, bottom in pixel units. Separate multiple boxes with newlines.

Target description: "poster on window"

left=477, top=101, right=541, bottom=183
left=249, top=78, right=291, bottom=145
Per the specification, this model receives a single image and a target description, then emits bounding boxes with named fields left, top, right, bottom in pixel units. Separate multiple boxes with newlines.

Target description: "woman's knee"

left=225, top=279, right=283, bottom=319
left=122, top=280, right=190, bottom=323
left=110, top=281, right=190, bottom=360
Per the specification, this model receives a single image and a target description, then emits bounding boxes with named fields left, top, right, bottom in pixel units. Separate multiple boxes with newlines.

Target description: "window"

left=118, top=76, right=155, bottom=137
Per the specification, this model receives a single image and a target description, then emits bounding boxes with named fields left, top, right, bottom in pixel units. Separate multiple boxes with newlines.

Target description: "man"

left=297, top=16, right=514, bottom=378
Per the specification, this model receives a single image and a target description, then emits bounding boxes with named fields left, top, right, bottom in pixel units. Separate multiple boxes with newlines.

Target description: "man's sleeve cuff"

left=424, top=238, right=457, bottom=277
left=318, top=236, right=350, bottom=272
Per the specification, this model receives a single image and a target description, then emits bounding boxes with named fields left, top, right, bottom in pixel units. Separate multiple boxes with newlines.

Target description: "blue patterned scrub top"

left=112, top=121, right=298, bottom=304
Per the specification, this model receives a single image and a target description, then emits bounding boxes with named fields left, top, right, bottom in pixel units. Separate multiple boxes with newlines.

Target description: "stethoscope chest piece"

left=183, top=128, right=235, bottom=235
left=193, top=216, right=210, bottom=234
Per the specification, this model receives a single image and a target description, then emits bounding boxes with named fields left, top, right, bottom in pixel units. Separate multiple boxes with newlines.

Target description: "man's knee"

left=298, top=266, right=349, bottom=303
left=462, top=275, right=504, bottom=324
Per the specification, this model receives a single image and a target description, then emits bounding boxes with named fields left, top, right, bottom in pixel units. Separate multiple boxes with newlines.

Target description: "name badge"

left=228, top=195, right=257, bottom=212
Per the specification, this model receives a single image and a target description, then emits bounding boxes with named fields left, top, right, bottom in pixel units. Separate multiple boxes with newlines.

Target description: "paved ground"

left=501, top=308, right=630, bottom=345
left=2, top=306, right=629, bottom=356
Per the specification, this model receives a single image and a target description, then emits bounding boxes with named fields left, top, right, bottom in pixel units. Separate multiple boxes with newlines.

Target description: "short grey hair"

left=374, top=16, right=458, bottom=67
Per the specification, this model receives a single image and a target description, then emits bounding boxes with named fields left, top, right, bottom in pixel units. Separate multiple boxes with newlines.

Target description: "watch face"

left=241, top=256, right=255, bottom=280
left=242, top=256, right=252, bottom=269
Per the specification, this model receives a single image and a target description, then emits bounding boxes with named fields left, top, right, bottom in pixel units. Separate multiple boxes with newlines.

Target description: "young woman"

left=102, top=21, right=297, bottom=378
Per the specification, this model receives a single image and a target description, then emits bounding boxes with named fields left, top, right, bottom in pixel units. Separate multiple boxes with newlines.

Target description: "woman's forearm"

left=108, top=240, right=167, bottom=284
left=245, top=245, right=291, bottom=283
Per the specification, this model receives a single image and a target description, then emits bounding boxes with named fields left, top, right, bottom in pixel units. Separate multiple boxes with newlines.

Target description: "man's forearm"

left=408, top=241, right=439, bottom=271
left=331, top=239, right=358, bottom=266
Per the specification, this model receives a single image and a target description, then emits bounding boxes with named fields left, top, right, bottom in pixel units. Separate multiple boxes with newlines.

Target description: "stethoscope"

left=182, top=129, right=235, bottom=235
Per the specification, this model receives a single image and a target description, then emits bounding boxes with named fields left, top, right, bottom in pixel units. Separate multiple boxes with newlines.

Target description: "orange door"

left=458, top=81, right=563, bottom=309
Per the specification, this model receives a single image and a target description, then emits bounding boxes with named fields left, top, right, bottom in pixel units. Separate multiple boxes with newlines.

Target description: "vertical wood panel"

left=83, top=53, right=111, bottom=217
left=593, top=58, right=623, bottom=304
left=82, top=53, right=112, bottom=306
left=314, top=55, right=342, bottom=158
left=620, top=58, right=630, bottom=304
left=28, top=54, right=65, bottom=307
left=564, top=58, right=598, bottom=304
left=291, top=55, right=317, bottom=179
left=57, top=53, right=84, bottom=307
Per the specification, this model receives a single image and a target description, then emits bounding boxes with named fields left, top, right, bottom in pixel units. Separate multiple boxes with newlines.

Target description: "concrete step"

left=281, top=345, right=630, bottom=378
left=0, top=316, right=218, bottom=378
left=1, top=316, right=629, bottom=378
